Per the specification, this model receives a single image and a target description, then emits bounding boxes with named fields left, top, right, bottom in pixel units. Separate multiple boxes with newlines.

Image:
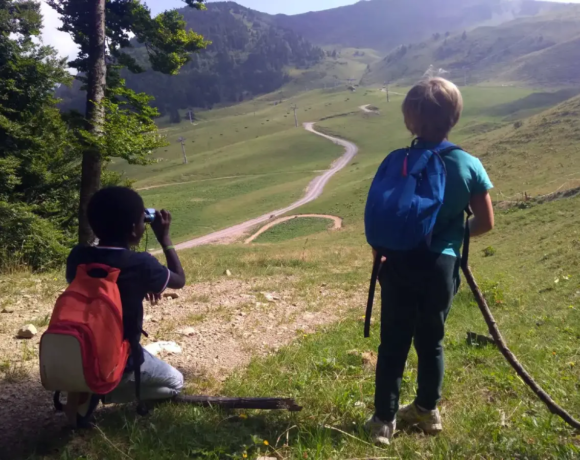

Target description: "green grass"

left=252, top=217, right=335, bottom=244
left=13, top=84, right=580, bottom=458
left=40, top=195, right=580, bottom=459
left=115, top=87, right=390, bottom=242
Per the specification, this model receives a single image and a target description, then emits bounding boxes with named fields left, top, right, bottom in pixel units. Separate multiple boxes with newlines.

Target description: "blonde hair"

left=402, top=77, right=463, bottom=141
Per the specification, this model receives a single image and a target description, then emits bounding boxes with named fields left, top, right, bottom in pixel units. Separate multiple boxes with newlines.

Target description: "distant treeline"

left=56, top=2, right=325, bottom=121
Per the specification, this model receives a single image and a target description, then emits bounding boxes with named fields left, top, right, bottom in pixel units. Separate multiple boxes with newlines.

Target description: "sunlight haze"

left=41, top=0, right=580, bottom=61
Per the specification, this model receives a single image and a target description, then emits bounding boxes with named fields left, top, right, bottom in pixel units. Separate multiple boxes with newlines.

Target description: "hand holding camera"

left=149, top=209, right=172, bottom=248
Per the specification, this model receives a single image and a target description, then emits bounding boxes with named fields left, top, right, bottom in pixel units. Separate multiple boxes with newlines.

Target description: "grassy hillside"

left=274, top=0, right=565, bottom=51
left=57, top=1, right=325, bottom=117
left=363, top=5, right=580, bottom=87
left=8, top=80, right=580, bottom=458
left=23, top=165, right=580, bottom=460
left=68, top=88, right=580, bottom=458
left=467, top=94, right=580, bottom=198
left=114, top=83, right=580, bottom=244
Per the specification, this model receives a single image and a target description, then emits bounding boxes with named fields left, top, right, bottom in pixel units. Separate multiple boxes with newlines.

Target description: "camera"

left=144, top=208, right=156, bottom=224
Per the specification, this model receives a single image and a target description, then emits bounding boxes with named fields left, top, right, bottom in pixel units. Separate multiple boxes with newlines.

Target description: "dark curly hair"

left=87, top=187, right=144, bottom=243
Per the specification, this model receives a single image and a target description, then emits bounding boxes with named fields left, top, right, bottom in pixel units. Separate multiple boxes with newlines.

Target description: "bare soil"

left=0, top=276, right=363, bottom=458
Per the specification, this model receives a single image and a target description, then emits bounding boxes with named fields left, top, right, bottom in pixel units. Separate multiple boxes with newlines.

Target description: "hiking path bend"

left=164, top=122, right=358, bottom=252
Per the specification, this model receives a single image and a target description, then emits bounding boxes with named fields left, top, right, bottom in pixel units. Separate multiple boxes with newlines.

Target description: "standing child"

left=364, top=78, right=495, bottom=445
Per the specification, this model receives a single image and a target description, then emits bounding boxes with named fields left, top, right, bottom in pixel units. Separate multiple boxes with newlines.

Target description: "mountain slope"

left=465, top=93, right=580, bottom=196
left=273, top=0, right=566, bottom=51
left=362, top=5, right=580, bottom=87
left=57, top=2, right=324, bottom=118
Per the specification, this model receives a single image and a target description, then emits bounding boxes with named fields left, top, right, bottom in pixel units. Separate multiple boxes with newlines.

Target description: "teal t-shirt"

left=422, top=142, right=494, bottom=257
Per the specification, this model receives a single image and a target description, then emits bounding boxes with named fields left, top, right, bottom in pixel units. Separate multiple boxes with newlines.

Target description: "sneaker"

left=397, top=403, right=442, bottom=434
left=365, top=415, right=396, bottom=445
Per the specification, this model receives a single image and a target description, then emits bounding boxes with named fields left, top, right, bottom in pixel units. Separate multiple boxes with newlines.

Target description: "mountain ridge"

left=362, top=5, right=580, bottom=87
left=272, top=0, right=567, bottom=51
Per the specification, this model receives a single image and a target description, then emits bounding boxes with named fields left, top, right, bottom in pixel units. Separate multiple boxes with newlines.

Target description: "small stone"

left=144, top=341, right=181, bottom=356
left=163, top=292, right=179, bottom=300
left=262, top=292, right=279, bottom=303
left=17, top=324, right=37, bottom=339
left=1, top=307, right=14, bottom=314
left=354, top=401, right=366, bottom=408
left=144, top=315, right=152, bottom=322
left=179, top=327, right=197, bottom=337
left=224, top=269, right=232, bottom=277
left=361, top=352, right=377, bottom=371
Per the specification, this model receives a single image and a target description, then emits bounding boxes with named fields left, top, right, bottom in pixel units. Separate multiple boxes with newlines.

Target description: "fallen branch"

left=175, top=395, right=302, bottom=412
left=462, top=264, right=580, bottom=430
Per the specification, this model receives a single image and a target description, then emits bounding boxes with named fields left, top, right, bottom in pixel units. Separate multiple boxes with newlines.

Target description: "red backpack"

left=40, top=264, right=131, bottom=421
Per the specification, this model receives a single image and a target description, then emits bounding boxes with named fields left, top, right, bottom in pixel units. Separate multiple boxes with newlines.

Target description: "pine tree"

left=48, top=0, right=209, bottom=243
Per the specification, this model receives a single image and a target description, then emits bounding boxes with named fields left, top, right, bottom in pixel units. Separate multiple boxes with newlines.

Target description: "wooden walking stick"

left=175, top=396, right=302, bottom=411
left=462, top=211, right=580, bottom=430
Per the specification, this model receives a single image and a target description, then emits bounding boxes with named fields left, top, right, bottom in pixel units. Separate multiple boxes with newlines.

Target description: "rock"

left=262, top=292, right=279, bottom=303
left=144, top=315, right=152, bottom=322
left=224, top=269, right=232, bottom=277
left=144, top=341, right=182, bottom=356
left=17, top=324, right=37, bottom=339
left=163, top=292, right=179, bottom=300
left=1, top=307, right=14, bottom=314
left=354, top=401, right=366, bottom=408
left=361, top=352, right=377, bottom=371
left=178, top=327, right=197, bottom=337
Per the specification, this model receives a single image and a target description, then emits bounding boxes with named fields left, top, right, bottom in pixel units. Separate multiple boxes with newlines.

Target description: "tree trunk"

left=78, top=0, right=107, bottom=245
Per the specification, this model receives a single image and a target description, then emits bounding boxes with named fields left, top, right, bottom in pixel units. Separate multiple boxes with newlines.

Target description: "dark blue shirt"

left=66, top=246, right=169, bottom=346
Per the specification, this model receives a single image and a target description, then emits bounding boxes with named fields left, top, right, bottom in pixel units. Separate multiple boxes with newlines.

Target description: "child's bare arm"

left=152, top=210, right=186, bottom=289
left=469, top=192, right=494, bottom=237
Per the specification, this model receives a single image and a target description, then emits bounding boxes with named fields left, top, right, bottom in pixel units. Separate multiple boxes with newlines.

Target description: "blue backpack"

left=363, top=139, right=461, bottom=337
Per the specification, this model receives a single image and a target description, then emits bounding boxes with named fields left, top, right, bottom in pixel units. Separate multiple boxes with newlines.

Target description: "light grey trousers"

left=105, top=350, right=184, bottom=403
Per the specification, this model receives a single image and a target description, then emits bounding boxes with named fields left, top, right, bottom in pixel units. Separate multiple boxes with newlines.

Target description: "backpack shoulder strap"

left=437, top=144, right=463, bottom=155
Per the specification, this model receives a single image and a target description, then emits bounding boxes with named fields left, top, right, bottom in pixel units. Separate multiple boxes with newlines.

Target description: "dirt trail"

left=359, top=104, right=379, bottom=113
left=244, top=214, right=342, bottom=244
left=0, top=116, right=362, bottom=457
left=152, top=123, right=358, bottom=253
left=0, top=279, right=363, bottom=458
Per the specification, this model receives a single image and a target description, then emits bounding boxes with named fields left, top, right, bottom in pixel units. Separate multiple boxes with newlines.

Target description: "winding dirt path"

left=156, top=123, right=358, bottom=253
left=244, top=214, right=342, bottom=244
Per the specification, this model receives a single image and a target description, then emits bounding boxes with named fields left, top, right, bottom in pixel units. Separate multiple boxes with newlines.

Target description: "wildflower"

left=554, top=278, right=560, bottom=284
left=263, top=440, right=269, bottom=446
left=239, top=413, right=248, bottom=419
left=243, top=453, right=248, bottom=459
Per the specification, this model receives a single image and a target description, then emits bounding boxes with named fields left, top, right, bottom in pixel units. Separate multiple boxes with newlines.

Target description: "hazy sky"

left=41, top=0, right=580, bottom=62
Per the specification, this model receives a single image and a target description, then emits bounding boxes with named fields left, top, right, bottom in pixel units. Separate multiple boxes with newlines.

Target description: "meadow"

left=5, top=84, right=580, bottom=459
